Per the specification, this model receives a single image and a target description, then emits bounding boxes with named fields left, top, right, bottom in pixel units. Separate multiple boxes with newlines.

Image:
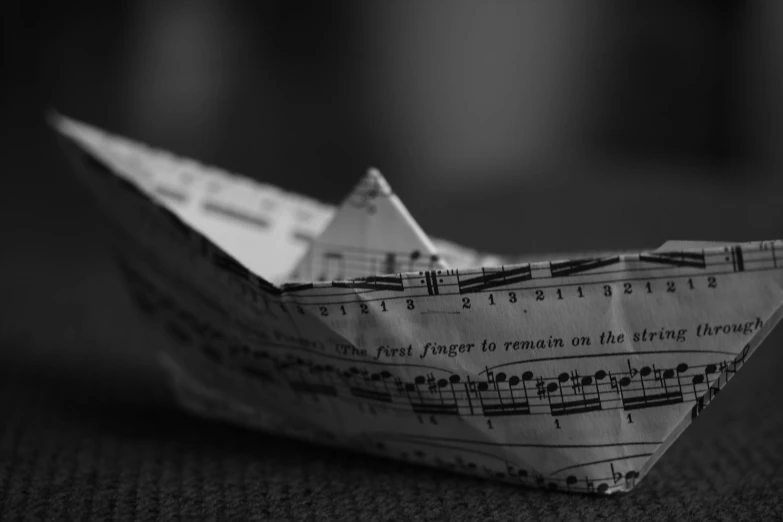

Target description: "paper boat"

left=52, top=114, right=783, bottom=494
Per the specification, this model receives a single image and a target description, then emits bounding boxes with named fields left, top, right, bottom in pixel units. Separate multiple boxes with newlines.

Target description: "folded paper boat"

left=52, top=114, right=783, bottom=494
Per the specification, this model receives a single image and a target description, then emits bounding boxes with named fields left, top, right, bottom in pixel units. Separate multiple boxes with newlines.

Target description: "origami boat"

left=53, top=114, right=783, bottom=494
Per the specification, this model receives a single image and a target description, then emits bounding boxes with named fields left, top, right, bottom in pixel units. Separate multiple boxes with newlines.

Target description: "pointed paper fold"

left=290, top=168, right=448, bottom=281
left=52, top=115, right=783, bottom=495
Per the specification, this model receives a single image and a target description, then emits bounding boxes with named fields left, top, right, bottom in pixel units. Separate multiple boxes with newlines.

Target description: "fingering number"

left=555, top=419, right=561, bottom=429
left=487, top=419, right=494, bottom=430
left=289, top=276, right=719, bottom=320
left=627, top=414, right=633, bottom=424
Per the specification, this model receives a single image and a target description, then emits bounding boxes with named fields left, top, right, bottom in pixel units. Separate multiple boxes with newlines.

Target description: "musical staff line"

left=383, top=440, right=626, bottom=490
left=116, top=212, right=760, bottom=424
left=60, top=128, right=783, bottom=495
left=258, top=375, right=735, bottom=420
left=385, top=439, right=621, bottom=490
left=481, top=349, right=741, bottom=373
left=222, top=344, right=741, bottom=420
left=154, top=185, right=188, bottom=203
left=371, top=432, right=662, bottom=450
left=282, top=265, right=780, bottom=306
left=280, top=243, right=779, bottom=298
left=548, top=453, right=653, bottom=475
left=202, top=201, right=271, bottom=229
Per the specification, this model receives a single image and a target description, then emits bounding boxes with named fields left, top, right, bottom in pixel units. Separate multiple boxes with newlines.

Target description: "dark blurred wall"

left=2, top=1, right=781, bottom=258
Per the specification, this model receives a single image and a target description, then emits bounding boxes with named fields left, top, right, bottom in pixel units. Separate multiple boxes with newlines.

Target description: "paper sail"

left=51, top=114, right=783, bottom=495
left=289, top=167, right=448, bottom=282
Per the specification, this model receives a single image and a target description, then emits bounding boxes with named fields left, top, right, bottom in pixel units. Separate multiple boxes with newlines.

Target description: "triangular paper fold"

left=290, top=168, right=448, bottom=281
left=50, top=114, right=783, bottom=495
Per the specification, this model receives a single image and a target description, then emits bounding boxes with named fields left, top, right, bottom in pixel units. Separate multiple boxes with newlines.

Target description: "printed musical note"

left=621, top=363, right=686, bottom=411
left=383, top=252, right=397, bottom=274
left=408, top=372, right=460, bottom=415
left=55, top=114, right=783, bottom=495
left=318, top=252, right=345, bottom=281
left=726, top=246, right=745, bottom=272
left=457, top=265, right=533, bottom=294
left=638, top=251, right=706, bottom=268
left=202, top=201, right=270, bottom=229
left=408, top=250, right=421, bottom=271
left=480, top=371, right=532, bottom=417
left=549, top=370, right=602, bottom=416
left=549, top=256, right=621, bottom=278
left=332, top=274, right=405, bottom=292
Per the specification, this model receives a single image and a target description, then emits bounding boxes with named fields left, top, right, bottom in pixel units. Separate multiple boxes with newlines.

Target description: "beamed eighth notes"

left=52, top=113, right=783, bottom=495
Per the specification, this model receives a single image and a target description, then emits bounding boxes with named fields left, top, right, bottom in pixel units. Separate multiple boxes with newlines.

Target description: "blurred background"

left=2, top=0, right=782, bottom=257
left=1, top=4, right=783, bottom=517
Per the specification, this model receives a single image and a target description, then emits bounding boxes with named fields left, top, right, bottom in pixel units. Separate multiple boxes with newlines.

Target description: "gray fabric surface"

left=1, top=213, right=782, bottom=522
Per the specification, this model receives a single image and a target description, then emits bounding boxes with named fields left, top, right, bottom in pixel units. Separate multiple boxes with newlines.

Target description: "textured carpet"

left=0, top=218, right=782, bottom=522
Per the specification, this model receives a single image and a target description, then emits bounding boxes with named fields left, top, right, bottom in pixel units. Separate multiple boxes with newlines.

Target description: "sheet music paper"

left=52, top=114, right=783, bottom=495
left=289, top=168, right=448, bottom=282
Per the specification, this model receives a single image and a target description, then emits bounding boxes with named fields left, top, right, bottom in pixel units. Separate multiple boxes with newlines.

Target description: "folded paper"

left=52, top=114, right=783, bottom=494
